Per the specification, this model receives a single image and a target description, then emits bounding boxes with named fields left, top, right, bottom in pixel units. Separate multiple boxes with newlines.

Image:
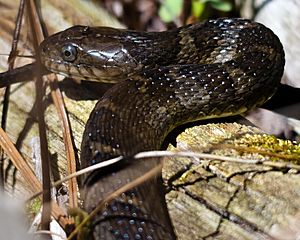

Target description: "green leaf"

left=192, top=0, right=205, bottom=18
left=159, top=0, right=183, bottom=23
left=200, top=0, right=232, bottom=12
left=210, top=0, right=232, bottom=11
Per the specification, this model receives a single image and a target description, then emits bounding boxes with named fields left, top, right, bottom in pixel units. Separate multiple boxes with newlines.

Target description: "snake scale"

left=39, top=18, right=284, bottom=239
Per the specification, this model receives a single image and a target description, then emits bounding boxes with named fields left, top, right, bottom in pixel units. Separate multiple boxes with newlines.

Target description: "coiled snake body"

left=40, top=18, right=284, bottom=239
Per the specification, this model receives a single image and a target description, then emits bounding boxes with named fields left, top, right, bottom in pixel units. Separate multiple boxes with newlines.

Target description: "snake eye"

left=61, top=44, right=77, bottom=62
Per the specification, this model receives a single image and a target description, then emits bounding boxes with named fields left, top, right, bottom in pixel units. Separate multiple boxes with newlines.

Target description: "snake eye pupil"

left=61, top=44, right=77, bottom=62
left=64, top=50, right=71, bottom=57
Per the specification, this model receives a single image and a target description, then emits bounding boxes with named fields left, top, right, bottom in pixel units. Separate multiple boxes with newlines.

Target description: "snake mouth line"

left=42, top=58, right=119, bottom=83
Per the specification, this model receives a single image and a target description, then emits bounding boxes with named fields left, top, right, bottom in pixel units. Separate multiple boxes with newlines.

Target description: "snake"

left=39, top=18, right=285, bottom=239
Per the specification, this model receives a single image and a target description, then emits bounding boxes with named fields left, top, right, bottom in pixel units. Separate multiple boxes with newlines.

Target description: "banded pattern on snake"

left=40, top=18, right=285, bottom=239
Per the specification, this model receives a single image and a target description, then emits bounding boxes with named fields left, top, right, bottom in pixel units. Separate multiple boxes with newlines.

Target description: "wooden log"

left=164, top=123, right=300, bottom=239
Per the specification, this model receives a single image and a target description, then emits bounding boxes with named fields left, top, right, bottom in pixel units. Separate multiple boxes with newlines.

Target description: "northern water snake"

left=39, top=18, right=285, bottom=239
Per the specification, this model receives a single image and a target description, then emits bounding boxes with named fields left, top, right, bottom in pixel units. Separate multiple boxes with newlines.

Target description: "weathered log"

left=164, top=123, right=300, bottom=239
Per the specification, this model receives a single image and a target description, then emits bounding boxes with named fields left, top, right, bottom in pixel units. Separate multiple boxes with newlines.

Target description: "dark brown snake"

left=39, top=18, right=285, bottom=239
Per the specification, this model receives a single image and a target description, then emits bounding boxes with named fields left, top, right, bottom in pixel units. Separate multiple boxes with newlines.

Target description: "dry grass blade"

left=26, top=0, right=51, bottom=230
left=0, top=63, right=47, bottom=88
left=48, top=74, right=78, bottom=208
left=134, top=150, right=261, bottom=164
left=0, top=0, right=25, bottom=188
left=28, top=156, right=123, bottom=202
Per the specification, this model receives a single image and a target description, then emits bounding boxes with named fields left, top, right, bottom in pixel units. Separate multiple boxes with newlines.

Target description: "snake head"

left=39, top=25, right=141, bottom=82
